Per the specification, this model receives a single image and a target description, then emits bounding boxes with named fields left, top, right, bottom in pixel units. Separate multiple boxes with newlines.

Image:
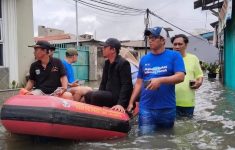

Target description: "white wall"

left=2, top=0, right=34, bottom=86
left=187, top=36, right=219, bottom=63
left=2, top=0, right=19, bottom=83
left=16, top=0, right=34, bottom=84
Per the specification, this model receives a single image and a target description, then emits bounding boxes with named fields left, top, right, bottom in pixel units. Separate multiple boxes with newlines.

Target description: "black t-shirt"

left=29, top=57, right=66, bottom=94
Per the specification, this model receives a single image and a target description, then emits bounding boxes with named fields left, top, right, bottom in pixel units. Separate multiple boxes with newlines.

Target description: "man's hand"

left=19, top=88, right=32, bottom=95
left=190, top=80, right=202, bottom=89
left=111, top=105, right=125, bottom=113
left=53, top=87, right=66, bottom=96
left=146, top=78, right=161, bottom=90
left=127, top=103, right=134, bottom=112
left=25, top=92, right=33, bottom=95
left=69, top=80, right=79, bottom=87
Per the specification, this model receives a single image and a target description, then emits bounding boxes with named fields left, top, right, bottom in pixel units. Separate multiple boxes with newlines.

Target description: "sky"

left=33, top=0, right=218, bottom=41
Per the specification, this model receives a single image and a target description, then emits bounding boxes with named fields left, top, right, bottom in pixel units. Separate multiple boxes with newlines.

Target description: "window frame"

left=0, top=19, right=3, bottom=42
left=0, top=0, right=3, bottom=66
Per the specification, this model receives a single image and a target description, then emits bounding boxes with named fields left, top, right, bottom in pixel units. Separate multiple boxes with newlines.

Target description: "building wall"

left=38, top=25, right=64, bottom=36
left=0, top=67, right=9, bottom=89
left=38, top=25, right=47, bottom=37
left=16, top=0, right=34, bottom=85
left=80, top=42, right=100, bottom=81
left=1, top=0, right=33, bottom=89
left=187, top=36, right=219, bottom=63
left=224, top=4, right=235, bottom=89
left=88, top=45, right=98, bottom=81
left=97, top=47, right=104, bottom=80
left=2, top=0, right=18, bottom=88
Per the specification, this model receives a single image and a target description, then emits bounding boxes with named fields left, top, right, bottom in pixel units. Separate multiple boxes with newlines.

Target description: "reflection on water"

left=1, top=76, right=235, bottom=149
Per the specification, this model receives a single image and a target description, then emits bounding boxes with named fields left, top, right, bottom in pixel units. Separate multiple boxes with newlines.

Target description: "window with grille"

left=0, top=0, right=3, bottom=66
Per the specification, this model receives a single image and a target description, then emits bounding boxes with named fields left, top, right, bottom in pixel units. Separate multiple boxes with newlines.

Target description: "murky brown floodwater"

left=0, top=76, right=235, bottom=150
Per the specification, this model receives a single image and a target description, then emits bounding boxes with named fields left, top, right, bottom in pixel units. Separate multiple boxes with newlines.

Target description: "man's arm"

left=111, top=61, right=133, bottom=113
left=99, top=62, right=108, bottom=90
left=60, top=75, right=68, bottom=89
left=116, top=61, right=133, bottom=107
left=191, top=57, right=204, bottom=89
left=25, top=63, right=36, bottom=92
left=68, top=80, right=79, bottom=87
left=25, top=80, right=35, bottom=91
left=53, top=75, right=69, bottom=96
left=146, top=51, right=186, bottom=90
left=127, top=78, right=143, bottom=111
left=146, top=72, right=185, bottom=90
left=191, top=76, right=203, bottom=89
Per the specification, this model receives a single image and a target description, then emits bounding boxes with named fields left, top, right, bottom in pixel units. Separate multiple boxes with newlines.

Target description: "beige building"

left=38, top=25, right=65, bottom=36
left=0, top=0, right=34, bottom=89
left=34, top=32, right=104, bottom=81
left=121, top=38, right=173, bottom=60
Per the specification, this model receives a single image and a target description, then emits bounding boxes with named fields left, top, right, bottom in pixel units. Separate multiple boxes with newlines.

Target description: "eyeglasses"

left=173, top=43, right=183, bottom=46
left=148, top=35, right=161, bottom=40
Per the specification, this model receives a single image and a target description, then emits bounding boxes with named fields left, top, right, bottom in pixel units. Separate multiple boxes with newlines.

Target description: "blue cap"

left=144, top=27, right=167, bottom=39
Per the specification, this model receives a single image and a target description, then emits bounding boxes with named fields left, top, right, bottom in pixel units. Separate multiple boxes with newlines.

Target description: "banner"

left=218, top=0, right=233, bottom=32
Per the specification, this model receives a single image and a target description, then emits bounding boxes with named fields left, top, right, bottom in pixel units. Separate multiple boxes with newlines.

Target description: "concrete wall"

left=16, top=0, right=34, bottom=85
left=80, top=41, right=104, bottom=81
left=187, top=36, right=219, bottom=63
left=0, top=68, right=9, bottom=89
left=97, top=48, right=104, bottom=80
left=2, top=0, right=18, bottom=86
left=1, top=0, right=34, bottom=88
left=38, top=25, right=47, bottom=37
left=88, top=45, right=98, bottom=81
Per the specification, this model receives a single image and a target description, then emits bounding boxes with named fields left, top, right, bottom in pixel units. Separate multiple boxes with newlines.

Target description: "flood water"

left=1, top=76, right=235, bottom=150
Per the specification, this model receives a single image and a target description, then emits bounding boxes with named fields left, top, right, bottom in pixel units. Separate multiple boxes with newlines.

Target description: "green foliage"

left=200, top=61, right=209, bottom=71
left=207, top=62, right=220, bottom=74
left=10, top=80, right=26, bottom=89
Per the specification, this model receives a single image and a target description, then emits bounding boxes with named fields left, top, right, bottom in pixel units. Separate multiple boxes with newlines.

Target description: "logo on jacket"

left=51, top=67, right=59, bottom=72
left=35, top=69, right=40, bottom=75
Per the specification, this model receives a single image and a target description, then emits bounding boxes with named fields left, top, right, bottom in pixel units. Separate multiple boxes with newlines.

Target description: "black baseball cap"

left=50, top=45, right=56, bottom=51
left=102, top=38, right=121, bottom=50
left=28, top=40, right=52, bottom=50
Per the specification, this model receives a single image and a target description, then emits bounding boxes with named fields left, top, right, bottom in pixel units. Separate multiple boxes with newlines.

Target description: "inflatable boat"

left=1, top=95, right=136, bottom=141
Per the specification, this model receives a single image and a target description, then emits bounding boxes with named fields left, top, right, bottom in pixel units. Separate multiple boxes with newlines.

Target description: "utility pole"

left=74, top=0, right=79, bottom=48
left=144, top=9, right=149, bottom=54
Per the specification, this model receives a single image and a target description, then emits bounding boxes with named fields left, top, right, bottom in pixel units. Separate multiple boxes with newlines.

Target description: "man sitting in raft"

left=84, top=38, right=133, bottom=113
left=62, top=48, right=93, bottom=102
left=23, top=40, right=72, bottom=99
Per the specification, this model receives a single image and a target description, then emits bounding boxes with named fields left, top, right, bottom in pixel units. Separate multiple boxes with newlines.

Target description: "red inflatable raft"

left=1, top=95, right=136, bottom=141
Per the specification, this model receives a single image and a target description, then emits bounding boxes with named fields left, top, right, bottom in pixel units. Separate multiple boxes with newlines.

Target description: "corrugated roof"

left=34, top=34, right=73, bottom=41
left=34, top=34, right=102, bottom=44
left=121, top=38, right=172, bottom=48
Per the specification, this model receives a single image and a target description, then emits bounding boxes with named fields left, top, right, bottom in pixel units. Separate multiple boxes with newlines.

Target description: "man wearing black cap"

left=84, top=38, right=133, bottom=113
left=24, top=40, right=72, bottom=99
left=127, top=27, right=185, bottom=135
left=49, top=44, right=56, bottom=57
left=62, top=48, right=92, bottom=101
